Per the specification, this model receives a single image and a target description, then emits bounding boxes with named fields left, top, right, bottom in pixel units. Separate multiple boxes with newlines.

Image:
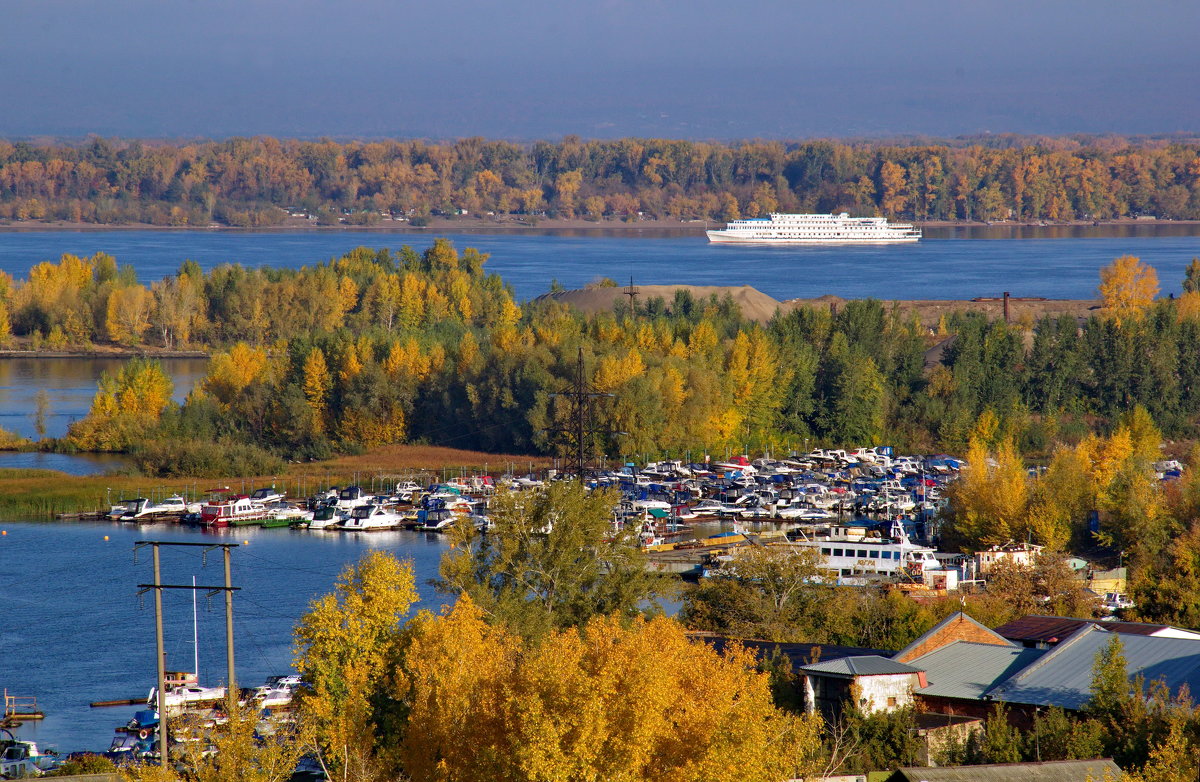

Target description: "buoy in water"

left=104, top=535, right=110, bottom=541
left=243, top=540, right=249, bottom=545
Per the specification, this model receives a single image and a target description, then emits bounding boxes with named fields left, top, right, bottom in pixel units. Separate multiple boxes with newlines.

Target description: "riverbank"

left=0, top=346, right=208, bottom=358
left=3, top=214, right=1198, bottom=235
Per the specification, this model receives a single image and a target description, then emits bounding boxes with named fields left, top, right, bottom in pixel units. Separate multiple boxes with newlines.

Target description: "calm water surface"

left=3, top=228, right=1200, bottom=750
left=0, top=357, right=208, bottom=441
left=0, top=521, right=451, bottom=753
left=0, top=228, right=1198, bottom=301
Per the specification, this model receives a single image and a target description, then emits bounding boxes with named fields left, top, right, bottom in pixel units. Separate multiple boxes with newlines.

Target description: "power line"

left=133, top=540, right=239, bottom=770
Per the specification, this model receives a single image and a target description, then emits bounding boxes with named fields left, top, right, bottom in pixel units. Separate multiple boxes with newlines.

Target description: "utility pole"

left=544, top=346, right=622, bottom=482
left=223, top=545, right=235, bottom=712
left=152, top=546, right=166, bottom=770
left=135, top=541, right=240, bottom=768
left=622, top=275, right=639, bottom=320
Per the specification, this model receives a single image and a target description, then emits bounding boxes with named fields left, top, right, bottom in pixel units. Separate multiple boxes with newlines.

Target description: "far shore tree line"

left=2, top=134, right=1200, bottom=227
left=3, top=245, right=1200, bottom=478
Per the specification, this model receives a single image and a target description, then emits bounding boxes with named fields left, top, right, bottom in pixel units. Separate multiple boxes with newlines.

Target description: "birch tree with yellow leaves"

left=67, top=357, right=174, bottom=451
left=1099, top=255, right=1159, bottom=325
left=394, top=598, right=824, bottom=782
left=293, top=551, right=419, bottom=782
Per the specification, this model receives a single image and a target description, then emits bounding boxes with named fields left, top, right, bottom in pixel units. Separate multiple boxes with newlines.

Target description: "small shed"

left=800, top=655, right=926, bottom=718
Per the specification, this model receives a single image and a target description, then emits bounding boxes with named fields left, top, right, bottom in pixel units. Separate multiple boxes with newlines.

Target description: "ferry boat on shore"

left=706, top=212, right=921, bottom=244
left=784, top=519, right=940, bottom=577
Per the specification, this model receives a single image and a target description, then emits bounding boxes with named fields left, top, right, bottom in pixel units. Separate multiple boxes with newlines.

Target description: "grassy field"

left=0, top=444, right=553, bottom=521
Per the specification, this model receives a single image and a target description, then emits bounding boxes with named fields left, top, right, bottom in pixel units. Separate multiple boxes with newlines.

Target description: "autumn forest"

left=2, top=135, right=1200, bottom=226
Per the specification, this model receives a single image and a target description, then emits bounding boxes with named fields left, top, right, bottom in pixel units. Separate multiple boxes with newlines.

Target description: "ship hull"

left=706, top=231, right=919, bottom=244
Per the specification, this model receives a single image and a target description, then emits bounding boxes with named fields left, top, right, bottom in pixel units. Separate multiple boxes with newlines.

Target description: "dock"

left=2, top=691, right=44, bottom=728
left=54, top=511, right=110, bottom=522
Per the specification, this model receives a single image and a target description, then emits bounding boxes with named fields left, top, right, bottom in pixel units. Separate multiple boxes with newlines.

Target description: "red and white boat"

left=199, top=496, right=272, bottom=527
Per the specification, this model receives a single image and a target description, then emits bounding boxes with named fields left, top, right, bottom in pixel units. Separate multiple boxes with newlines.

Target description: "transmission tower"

left=545, top=346, right=622, bottom=481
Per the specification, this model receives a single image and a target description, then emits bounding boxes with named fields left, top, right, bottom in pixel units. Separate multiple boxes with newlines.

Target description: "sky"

left=2, top=0, right=1198, bottom=141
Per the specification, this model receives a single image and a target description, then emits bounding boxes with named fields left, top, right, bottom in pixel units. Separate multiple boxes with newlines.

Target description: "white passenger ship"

left=706, top=212, right=920, bottom=244
left=786, top=520, right=940, bottom=577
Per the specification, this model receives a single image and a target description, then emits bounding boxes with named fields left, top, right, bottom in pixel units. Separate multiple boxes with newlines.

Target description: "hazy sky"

left=3, top=0, right=1198, bottom=140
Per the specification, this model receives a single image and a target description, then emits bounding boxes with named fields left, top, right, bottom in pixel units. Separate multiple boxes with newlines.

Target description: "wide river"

left=3, top=226, right=1200, bottom=752
left=0, top=225, right=1198, bottom=301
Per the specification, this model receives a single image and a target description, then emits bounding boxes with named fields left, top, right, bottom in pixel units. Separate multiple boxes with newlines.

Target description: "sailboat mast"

left=192, top=575, right=199, bottom=679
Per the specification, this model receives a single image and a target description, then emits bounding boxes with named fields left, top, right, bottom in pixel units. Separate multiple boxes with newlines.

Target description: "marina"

left=0, top=446, right=964, bottom=753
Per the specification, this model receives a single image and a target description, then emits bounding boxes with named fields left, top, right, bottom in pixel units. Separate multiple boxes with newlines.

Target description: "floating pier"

left=2, top=691, right=44, bottom=727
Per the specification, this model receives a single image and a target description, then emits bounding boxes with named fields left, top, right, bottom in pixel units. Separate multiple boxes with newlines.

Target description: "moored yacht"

left=338, top=503, right=403, bottom=531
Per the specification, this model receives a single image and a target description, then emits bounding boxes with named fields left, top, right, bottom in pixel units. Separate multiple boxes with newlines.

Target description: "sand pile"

left=534, top=284, right=786, bottom=322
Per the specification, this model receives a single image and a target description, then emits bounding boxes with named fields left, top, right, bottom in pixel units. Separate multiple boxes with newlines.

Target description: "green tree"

left=978, top=703, right=1025, bottom=764
left=435, top=481, right=668, bottom=639
left=1183, top=258, right=1200, bottom=294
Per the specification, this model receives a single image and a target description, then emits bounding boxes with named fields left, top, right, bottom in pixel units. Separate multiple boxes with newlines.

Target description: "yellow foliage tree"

left=302, top=348, right=332, bottom=433
left=1098, top=255, right=1159, bottom=325
left=1116, top=405, right=1162, bottom=465
left=383, top=338, right=428, bottom=383
left=294, top=551, right=418, bottom=782
left=456, top=330, right=479, bottom=375
left=0, top=299, right=11, bottom=347
left=593, top=348, right=645, bottom=392
left=105, top=285, right=154, bottom=345
left=340, top=344, right=364, bottom=382
left=1175, top=290, right=1200, bottom=323
left=203, top=342, right=268, bottom=405
left=951, top=437, right=1030, bottom=548
left=337, top=276, right=360, bottom=322
left=67, top=358, right=173, bottom=451
left=395, top=598, right=822, bottom=782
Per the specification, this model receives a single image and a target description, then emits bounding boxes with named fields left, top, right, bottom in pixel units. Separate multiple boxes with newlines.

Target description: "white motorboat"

left=304, top=503, right=346, bottom=530
left=122, top=495, right=200, bottom=519
left=249, top=487, right=286, bottom=504
left=338, top=503, right=403, bottom=531
left=148, top=684, right=227, bottom=708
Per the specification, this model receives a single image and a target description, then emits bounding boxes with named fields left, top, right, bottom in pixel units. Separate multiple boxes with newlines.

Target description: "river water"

left=0, top=357, right=208, bottom=475
left=0, top=227, right=1198, bottom=301
left=3, top=227, right=1200, bottom=751
left=0, top=520, right=451, bottom=753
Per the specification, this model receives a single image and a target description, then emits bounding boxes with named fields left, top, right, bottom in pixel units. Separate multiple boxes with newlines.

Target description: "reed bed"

left=0, top=443, right=550, bottom=520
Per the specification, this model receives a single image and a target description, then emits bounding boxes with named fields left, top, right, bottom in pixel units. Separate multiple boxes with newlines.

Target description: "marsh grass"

left=0, top=444, right=548, bottom=519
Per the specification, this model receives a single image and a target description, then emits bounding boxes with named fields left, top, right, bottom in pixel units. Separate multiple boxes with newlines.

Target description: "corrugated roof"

left=994, top=615, right=1174, bottom=643
left=891, top=759, right=1120, bottom=782
left=801, top=655, right=924, bottom=677
left=910, top=642, right=1045, bottom=700
left=989, top=625, right=1200, bottom=710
